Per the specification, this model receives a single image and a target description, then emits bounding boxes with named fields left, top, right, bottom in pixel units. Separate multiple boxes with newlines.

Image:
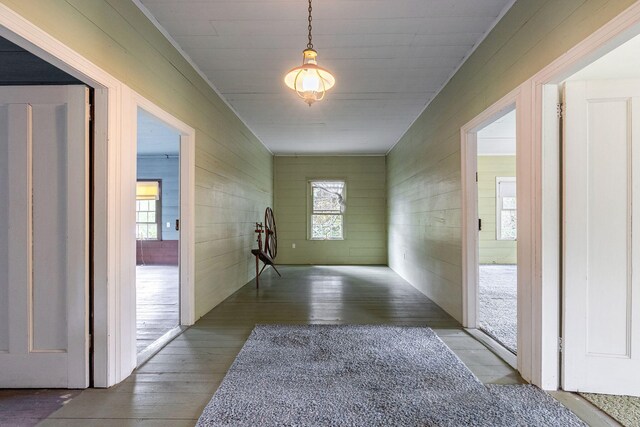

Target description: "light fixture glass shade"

left=136, top=181, right=160, bottom=200
left=284, top=49, right=335, bottom=106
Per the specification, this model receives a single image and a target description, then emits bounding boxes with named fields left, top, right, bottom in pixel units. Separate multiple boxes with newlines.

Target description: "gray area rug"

left=479, top=265, right=517, bottom=353
left=197, top=325, right=583, bottom=426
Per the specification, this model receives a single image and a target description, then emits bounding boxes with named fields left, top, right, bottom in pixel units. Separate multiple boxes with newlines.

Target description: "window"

left=136, top=180, right=161, bottom=240
left=496, top=177, right=516, bottom=241
left=309, top=180, right=345, bottom=240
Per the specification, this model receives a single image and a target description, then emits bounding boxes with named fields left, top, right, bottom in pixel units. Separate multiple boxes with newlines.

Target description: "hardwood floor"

left=136, top=265, right=179, bottom=354
left=38, top=265, right=524, bottom=426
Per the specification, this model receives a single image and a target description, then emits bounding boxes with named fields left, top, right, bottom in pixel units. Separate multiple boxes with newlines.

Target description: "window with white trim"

left=136, top=180, right=161, bottom=240
left=496, top=177, right=516, bottom=241
left=309, top=180, right=345, bottom=240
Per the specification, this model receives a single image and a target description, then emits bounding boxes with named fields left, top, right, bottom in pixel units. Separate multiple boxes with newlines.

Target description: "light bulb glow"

left=301, top=72, right=320, bottom=91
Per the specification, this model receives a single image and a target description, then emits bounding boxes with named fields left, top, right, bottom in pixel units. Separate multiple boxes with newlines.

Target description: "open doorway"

left=546, top=30, right=640, bottom=423
left=476, top=110, right=517, bottom=354
left=135, top=108, right=181, bottom=356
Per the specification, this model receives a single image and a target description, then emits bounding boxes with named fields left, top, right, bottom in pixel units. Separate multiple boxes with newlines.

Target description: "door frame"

left=461, top=90, right=527, bottom=371
left=131, top=93, right=196, bottom=330
left=528, top=4, right=640, bottom=391
left=0, top=4, right=196, bottom=387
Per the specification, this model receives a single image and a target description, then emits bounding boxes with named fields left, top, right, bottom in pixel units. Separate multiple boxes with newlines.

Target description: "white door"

left=0, top=86, right=90, bottom=388
left=563, top=79, right=640, bottom=396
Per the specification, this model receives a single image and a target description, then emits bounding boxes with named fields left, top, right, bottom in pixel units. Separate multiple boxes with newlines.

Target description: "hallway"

left=39, top=266, right=524, bottom=425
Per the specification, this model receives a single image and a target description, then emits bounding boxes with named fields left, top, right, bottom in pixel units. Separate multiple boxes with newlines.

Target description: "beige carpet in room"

left=580, top=393, right=640, bottom=427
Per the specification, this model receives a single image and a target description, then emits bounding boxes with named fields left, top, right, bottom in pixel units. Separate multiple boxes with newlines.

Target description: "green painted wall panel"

left=0, top=0, right=273, bottom=319
left=478, top=156, right=517, bottom=265
left=274, top=156, right=387, bottom=265
left=387, top=0, right=636, bottom=321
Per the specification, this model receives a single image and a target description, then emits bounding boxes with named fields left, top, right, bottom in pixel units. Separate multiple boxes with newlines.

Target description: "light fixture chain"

left=307, top=0, right=313, bottom=49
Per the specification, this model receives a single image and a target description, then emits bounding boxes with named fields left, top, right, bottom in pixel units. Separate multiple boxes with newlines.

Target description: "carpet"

left=479, top=264, right=517, bottom=353
left=197, top=325, right=583, bottom=426
left=580, top=392, right=640, bottom=426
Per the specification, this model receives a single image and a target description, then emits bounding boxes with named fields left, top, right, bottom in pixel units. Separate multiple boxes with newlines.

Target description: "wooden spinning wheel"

left=251, top=207, right=281, bottom=288
left=264, top=207, right=277, bottom=259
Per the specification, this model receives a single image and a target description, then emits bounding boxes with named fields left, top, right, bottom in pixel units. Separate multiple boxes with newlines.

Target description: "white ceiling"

left=477, top=109, right=515, bottom=156
left=138, top=108, right=180, bottom=156
left=568, top=33, right=640, bottom=81
left=139, top=0, right=514, bottom=154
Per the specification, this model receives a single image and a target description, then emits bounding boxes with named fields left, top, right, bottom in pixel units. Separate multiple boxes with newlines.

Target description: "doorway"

left=0, top=34, right=94, bottom=388
left=547, top=31, right=640, bottom=420
left=476, top=110, right=518, bottom=355
left=135, top=108, right=181, bottom=357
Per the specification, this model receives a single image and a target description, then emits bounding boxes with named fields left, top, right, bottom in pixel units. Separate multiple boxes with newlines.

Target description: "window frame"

left=495, top=176, right=516, bottom=241
left=136, top=179, right=162, bottom=241
left=307, top=179, right=347, bottom=241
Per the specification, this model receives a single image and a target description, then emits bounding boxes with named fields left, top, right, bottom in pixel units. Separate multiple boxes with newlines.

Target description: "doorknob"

left=175, top=219, right=180, bottom=231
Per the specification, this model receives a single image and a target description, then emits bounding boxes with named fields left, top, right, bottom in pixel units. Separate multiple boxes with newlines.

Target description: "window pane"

left=313, top=188, right=341, bottom=213
left=148, top=225, right=158, bottom=239
left=148, top=200, right=156, bottom=211
left=311, top=181, right=344, bottom=214
left=139, top=200, right=148, bottom=211
left=137, top=224, right=147, bottom=240
left=502, top=197, right=517, bottom=209
left=148, top=212, right=156, bottom=223
left=139, top=212, right=148, bottom=223
left=311, top=214, right=343, bottom=239
left=500, top=210, right=517, bottom=240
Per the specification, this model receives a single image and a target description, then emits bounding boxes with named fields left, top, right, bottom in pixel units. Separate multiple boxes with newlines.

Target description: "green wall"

left=274, top=156, right=387, bottom=265
left=478, top=156, right=516, bottom=265
left=0, top=0, right=273, bottom=318
left=387, top=0, right=636, bottom=321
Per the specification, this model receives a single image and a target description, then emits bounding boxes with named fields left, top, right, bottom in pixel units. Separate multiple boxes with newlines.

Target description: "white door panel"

left=0, top=86, right=89, bottom=388
left=563, top=79, right=640, bottom=396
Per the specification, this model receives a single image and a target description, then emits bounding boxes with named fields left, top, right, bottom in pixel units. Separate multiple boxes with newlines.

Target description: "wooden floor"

left=33, top=265, right=525, bottom=426
left=136, top=265, right=179, bottom=354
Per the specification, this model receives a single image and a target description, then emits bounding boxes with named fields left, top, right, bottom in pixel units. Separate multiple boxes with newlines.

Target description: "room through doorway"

left=476, top=109, right=517, bottom=355
left=136, top=108, right=181, bottom=356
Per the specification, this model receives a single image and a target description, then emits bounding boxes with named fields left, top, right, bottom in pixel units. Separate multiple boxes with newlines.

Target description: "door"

left=0, top=86, right=90, bottom=388
left=563, top=79, right=640, bottom=396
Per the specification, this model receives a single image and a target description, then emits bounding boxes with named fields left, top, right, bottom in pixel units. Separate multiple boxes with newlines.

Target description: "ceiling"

left=477, top=109, right=515, bottom=156
left=138, top=108, right=181, bottom=156
left=139, top=0, right=514, bottom=154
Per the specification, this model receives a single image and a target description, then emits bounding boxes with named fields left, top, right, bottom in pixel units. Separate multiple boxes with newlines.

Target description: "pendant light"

left=284, top=0, right=335, bottom=106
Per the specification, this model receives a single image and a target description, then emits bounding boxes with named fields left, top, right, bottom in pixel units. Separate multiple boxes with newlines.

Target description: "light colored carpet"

left=479, top=264, right=517, bottom=353
left=197, top=325, right=584, bottom=426
left=580, top=393, right=640, bottom=427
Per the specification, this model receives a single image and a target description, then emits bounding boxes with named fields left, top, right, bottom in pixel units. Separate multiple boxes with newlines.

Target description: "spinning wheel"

left=264, top=207, right=277, bottom=259
left=251, top=207, right=281, bottom=288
